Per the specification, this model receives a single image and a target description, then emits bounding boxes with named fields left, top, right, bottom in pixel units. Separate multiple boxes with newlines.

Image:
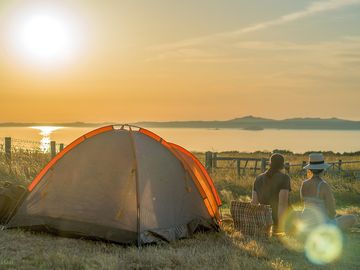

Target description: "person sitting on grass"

left=251, top=153, right=291, bottom=232
left=300, top=153, right=357, bottom=231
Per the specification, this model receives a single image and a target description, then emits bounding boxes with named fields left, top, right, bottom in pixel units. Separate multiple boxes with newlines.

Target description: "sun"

left=18, top=14, right=72, bottom=61
left=7, top=8, right=80, bottom=66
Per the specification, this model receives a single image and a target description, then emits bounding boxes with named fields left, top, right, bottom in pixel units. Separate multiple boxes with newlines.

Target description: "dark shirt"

left=253, top=171, right=291, bottom=225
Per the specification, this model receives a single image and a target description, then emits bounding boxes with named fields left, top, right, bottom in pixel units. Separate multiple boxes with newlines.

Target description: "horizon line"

left=1, top=115, right=360, bottom=125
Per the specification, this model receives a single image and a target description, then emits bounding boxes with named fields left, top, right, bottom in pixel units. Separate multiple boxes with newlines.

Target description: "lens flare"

left=279, top=206, right=343, bottom=265
left=304, top=224, right=343, bottom=265
left=279, top=206, right=326, bottom=252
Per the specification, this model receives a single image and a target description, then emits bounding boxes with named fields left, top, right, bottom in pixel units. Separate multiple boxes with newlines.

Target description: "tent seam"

left=128, top=129, right=141, bottom=247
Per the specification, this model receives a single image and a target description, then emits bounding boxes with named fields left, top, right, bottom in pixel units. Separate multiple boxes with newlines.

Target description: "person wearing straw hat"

left=251, top=153, right=291, bottom=232
left=300, top=153, right=357, bottom=231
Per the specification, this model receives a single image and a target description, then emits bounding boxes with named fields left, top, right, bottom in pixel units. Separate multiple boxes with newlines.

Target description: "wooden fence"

left=204, top=151, right=360, bottom=178
left=2, top=137, right=64, bottom=161
left=2, top=138, right=360, bottom=178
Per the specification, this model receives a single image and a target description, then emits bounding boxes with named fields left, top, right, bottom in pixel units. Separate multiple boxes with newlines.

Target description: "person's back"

left=301, top=177, right=335, bottom=228
left=251, top=154, right=291, bottom=230
left=253, top=171, right=291, bottom=226
left=301, top=153, right=357, bottom=231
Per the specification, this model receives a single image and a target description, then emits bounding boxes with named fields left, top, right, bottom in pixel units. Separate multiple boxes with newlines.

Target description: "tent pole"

left=129, top=129, right=141, bottom=248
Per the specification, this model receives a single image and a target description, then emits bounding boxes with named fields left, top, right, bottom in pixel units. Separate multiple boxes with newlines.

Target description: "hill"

left=136, top=116, right=360, bottom=130
left=1, top=116, right=360, bottom=130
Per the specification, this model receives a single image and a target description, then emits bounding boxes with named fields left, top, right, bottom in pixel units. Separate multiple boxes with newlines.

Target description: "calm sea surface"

left=0, top=126, right=359, bottom=153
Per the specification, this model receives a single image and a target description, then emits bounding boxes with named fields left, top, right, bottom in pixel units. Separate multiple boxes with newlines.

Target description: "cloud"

left=239, top=0, right=360, bottom=34
left=148, top=37, right=360, bottom=65
left=146, top=47, right=249, bottom=63
left=149, top=0, right=360, bottom=55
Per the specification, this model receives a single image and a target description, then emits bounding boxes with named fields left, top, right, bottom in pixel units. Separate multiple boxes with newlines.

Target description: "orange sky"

left=1, top=0, right=360, bottom=122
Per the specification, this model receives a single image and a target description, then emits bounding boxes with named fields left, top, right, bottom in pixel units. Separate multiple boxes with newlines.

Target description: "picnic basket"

left=230, top=201, right=273, bottom=237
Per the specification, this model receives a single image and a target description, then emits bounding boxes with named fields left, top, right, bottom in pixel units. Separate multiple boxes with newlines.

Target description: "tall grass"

left=1, top=150, right=359, bottom=209
left=195, top=152, right=360, bottom=210
left=0, top=150, right=49, bottom=186
left=212, top=170, right=360, bottom=209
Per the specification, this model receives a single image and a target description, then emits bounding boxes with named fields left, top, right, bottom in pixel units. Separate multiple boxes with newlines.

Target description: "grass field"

left=0, top=150, right=359, bottom=269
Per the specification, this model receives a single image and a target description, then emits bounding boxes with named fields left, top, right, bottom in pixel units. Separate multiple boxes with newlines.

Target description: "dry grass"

left=0, top=150, right=359, bottom=269
left=0, top=222, right=359, bottom=269
left=213, top=171, right=360, bottom=208
left=0, top=150, right=49, bottom=184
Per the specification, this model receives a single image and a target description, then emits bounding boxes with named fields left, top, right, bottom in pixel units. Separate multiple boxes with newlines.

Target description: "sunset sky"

left=1, top=0, right=360, bottom=123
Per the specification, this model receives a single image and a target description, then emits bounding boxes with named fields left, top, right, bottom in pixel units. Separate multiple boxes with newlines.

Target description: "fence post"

left=301, top=161, right=307, bottom=175
left=59, top=143, right=64, bottom=152
left=338, top=159, right=342, bottom=173
left=254, top=160, right=258, bottom=174
left=236, top=159, right=241, bottom=177
left=5, top=137, right=11, bottom=161
left=205, top=151, right=213, bottom=172
left=212, top=152, right=217, bottom=168
left=261, top=158, right=267, bottom=172
left=285, top=162, right=290, bottom=174
left=302, top=161, right=307, bottom=168
left=50, top=141, right=56, bottom=158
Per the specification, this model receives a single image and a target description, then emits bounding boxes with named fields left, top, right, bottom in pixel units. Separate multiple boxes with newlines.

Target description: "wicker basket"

left=230, top=201, right=273, bottom=237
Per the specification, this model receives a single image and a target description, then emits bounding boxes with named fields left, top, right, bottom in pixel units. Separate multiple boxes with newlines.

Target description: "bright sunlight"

left=8, top=7, right=79, bottom=66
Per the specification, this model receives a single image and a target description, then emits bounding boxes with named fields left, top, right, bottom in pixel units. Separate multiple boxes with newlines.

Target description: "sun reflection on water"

left=30, top=126, right=63, bottom=152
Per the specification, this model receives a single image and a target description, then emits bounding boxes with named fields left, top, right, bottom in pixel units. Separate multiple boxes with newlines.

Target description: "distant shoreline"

left=0, top=122, right=109, bottom=128
left=1, top=116, right=360, bottom=130
left=2, top=125, right=360, bottom=131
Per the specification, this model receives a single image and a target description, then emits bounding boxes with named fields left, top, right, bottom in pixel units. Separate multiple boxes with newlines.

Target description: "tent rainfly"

left=7, top=125, right=221, bottom=244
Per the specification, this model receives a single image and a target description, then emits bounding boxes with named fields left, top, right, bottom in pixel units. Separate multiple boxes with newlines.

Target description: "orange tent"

left=8, top=125, right=221, bottom=244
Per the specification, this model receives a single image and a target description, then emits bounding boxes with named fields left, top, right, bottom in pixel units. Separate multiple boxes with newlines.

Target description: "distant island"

left=1, top=116, right=360, bottom=130
left=136, top=116, right=360, bottom=130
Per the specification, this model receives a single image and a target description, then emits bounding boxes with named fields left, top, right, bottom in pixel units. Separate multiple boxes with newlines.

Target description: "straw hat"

left=303, top=153, right=331, bottom=170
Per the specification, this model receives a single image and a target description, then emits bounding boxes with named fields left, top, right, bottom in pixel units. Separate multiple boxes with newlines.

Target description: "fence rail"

left=204, top=151, right=360, bottom=178
left=0, top=137, right=65, bottom=161
left=2, top=138, right=360, bottom=179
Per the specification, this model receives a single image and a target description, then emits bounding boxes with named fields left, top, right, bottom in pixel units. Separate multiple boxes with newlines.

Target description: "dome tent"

left=7, top=125, right=221, bottom=245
